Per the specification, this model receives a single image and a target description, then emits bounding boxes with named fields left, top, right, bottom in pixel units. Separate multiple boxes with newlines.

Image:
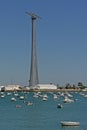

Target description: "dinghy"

left=60, top=121, right=80, bottom=126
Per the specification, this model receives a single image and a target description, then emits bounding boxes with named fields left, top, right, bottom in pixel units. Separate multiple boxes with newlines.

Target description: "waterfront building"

left=36, top=84, right=57, bottom=90
left=5, top=85, right=21, bottom=91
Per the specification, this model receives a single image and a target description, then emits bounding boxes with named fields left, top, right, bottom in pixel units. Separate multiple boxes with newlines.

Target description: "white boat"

left=53, top=94, right=58, bottom=99
left=83, top=94, right=87, bottom=98
left=19, top=96, right=25, bottom=100
left=33, top=93, right=39, bottom=98
left=42, top=97, right=47, bottom=101
left=43, top=94, right=48, bottom=98
left=1, top=94, right=5, bottom=98
left=7, top=92, right=11, bottom=96
left=57, top=104, right=63, bottom=108
left=14, top=93, right=19, bottom=97
left=11, top=97, right=16, bottom=101
left=26, top=102, right=33, bottom=106
left=60, top=121, right=80, bottom=126
left=65, top=92, right=73, bottom=98
left=63, top=96, right=74, bottom=103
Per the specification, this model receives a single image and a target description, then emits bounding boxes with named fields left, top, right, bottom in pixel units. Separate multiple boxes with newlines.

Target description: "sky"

left=0, top=0, right=87, bottom=86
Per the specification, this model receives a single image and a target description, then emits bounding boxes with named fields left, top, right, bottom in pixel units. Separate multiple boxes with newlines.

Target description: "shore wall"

left=3, top=88, right=85, bottom=92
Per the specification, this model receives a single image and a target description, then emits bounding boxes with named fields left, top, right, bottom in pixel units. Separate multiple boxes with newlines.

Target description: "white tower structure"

left=26, top=12, right=41, bottom=88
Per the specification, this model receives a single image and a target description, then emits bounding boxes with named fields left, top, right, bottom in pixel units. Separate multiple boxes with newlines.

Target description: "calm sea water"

left=0, top=91, right=87, bottom=130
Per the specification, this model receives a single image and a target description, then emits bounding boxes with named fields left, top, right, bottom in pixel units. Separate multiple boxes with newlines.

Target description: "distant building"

left=35, top=84, right=57, bottom=90
left=5, top=85, right=21, bottom=91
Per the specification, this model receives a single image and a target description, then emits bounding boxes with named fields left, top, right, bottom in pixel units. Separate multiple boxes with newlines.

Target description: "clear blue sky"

left=0, top=0, right=87, bottom=86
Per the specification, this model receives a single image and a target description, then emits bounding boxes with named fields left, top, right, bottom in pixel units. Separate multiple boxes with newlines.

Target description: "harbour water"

left=0, top=91, right=87, bottom=130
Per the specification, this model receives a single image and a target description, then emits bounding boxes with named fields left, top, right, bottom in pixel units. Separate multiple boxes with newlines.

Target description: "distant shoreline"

left=3, top=88, right=86, bottom=92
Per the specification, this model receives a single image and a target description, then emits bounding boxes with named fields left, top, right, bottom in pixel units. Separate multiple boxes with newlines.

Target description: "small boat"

left=11, top=97, right=16, bottom=101
left=1, top=94, right=5, bottom=98
left=7, top=92, right=11, bottom=96
left=63, top=96, right=74, bottom=103
left=26, top=102, right=33, bottom=106
left=53, top=94, right=58, bottom=99
left=60, top=121, right=80, bottom=126
left=19, top=96, right=25, bottom=100
left=14, top=93, right=19, bottom=97
left=42, top=97, right=47, bottom=101
left=43, top=94, right=48, bottom=98
left=16, top=105, right=22, bottom=108
left=33, top=94, right=39, bottom=98
left=57, top=104, right=63, bottom=108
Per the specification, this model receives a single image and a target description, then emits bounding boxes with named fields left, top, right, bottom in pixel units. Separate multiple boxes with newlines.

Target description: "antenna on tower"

left=25, top=12, right=41, bottom=19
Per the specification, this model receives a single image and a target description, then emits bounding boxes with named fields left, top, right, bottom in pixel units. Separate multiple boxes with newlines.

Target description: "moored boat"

left=60, top=121, right=80, bottom=126
left=42, top=97, right=47, bottom=101
left=16, top=105, right=22, bottom=108
left=57, top=103, right=63, bottom=108
left=19, top=96, right=25, bottom=100
left=11, top=97, right=16, bottom=101
left=63, top=96, right=74, bottom=103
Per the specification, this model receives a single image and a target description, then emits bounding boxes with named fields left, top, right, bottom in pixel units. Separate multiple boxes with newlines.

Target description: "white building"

left=5, top=85, right=21, bottom=91
left=35, top=84, right=57, bottom=90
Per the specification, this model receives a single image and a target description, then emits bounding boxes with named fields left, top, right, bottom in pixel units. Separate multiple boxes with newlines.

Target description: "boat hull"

left=60, top=121, right=80, bottom=126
